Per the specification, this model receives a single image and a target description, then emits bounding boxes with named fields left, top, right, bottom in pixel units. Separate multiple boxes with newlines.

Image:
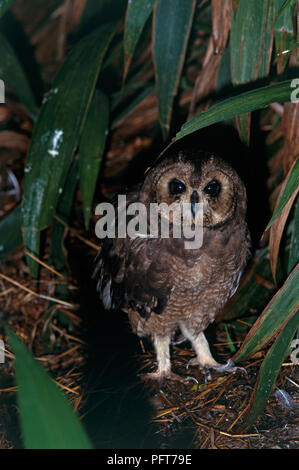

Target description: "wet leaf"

left=6, top=326, right=92, bottom=449
left=233, top=264, right=299, bottom=363
left=78, top=90, right=109, bottom=229
left=22, top=23, right=116, bottom=277
left=241, top=309, right=299, bottom=430
left=123, top=0, right=156, bottom=81
left=153, top=0, right=196, bottom=139
left=50, top=160, right=79, bottom=326
left=0, top=31, right=37, bottom=116
left=0, top=204, right=22, bottom=260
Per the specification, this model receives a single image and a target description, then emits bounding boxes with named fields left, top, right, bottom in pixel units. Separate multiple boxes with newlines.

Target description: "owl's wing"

left=93, top=190, right=173, bottom=318
left=94, top=236, right=172, bottom=318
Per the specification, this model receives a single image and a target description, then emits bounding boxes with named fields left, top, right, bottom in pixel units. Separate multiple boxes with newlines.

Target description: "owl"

left=94, top=150, right=251, bottom=382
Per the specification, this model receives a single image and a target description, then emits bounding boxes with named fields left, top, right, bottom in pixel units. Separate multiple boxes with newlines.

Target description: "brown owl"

left=94, top=150, right=251, bottom=381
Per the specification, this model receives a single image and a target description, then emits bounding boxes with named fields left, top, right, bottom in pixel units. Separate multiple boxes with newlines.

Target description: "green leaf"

left=123, top=0, right=156, bottom=80
left=0, top=0, right=14, bottom=18
left=50, top=160, right=79, bottom=326
left=0, top=32, right=37, bottom=116
left=22, top=23, right=117, bottom=277
left=233, top=264, right=299, bottom=363
left=6, top=326, right=92, bottom=449
left=242, top=309, right=299, bottom=430
left=230, top=0, right=275, bottom=144
left=174, top=80, right=293, bottom=142
left=231, top=0, right=275, bottom=84
left=266, top=159, right=299, bottom=230
left=288, top=197, right=299, bottom=274
left=274, top=0, right=296, bottom=74
left=0, top=204, right=22, bottom=259
left=78, top=90, right=109, bottom=229
left=153, top=0, right=196, bottom=139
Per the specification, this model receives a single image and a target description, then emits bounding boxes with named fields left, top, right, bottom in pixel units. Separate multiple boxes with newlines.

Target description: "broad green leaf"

left=274, top=0, right=296, bottom=74
left=231, top=0, right=275, bottom=84
left=266, top=159, right=299, bottom=230
left=22, top=23, right=116, bottom=277
left=78, top=90, right=109, bottom=229
left=153, top=0, right=196, bottom=139
left=0, top=0, right=13, bottom=18
left=230, top=0, right=275, bottom=144
left=50, top=160, right=79, bottom=326
left=233, top=264, right=299, bottom=363
left=174, top=80, right=293, bottom=142
left=0, top=32, right=37, bottom=116
left=242, top=309, right=299, bottom=430
left=0, top=204, right=22, bottom=259
left=6, top=326, right=92, bottom=449
left=288, top=198, right=299, bottom=274
left=123, top=0, right=156, bottom=80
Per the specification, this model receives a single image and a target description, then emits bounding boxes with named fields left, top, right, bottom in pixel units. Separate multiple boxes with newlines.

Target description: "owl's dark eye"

left=169, top=178, right=186, bottom=195
left=204, top=179, right=221, bottom=197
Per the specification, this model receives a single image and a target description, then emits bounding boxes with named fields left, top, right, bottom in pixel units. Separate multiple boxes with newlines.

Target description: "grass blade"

left=22, top=23, right=117, bottom=277
left=78, top=90, right=109, bottom=230
left=6, top=326, right=92, bottom=449
left=0, top=31, right=37, bottom=116
left=274, top=0, right=296, bottom=74
left=233, top=264, right=299, bottom=363
left=123, top=0, right=156, bottom=81
left=241, top=309, right=299, bottom=430
left=153, top=0, right=196, bottom=139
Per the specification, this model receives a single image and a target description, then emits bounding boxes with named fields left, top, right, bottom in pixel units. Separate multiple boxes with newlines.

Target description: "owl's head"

left=140, top=150, right=247, bottom=229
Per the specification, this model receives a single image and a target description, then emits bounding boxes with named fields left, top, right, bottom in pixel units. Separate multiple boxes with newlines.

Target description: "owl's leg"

left=141, top=335, right=197, bottom=383
left=180, top=325, right=245, bottom=378
left=180, top=326, right=219, bottom=368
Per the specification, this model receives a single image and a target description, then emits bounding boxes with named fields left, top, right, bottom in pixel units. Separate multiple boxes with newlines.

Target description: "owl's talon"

left=139, top=370, right=197, bottom=384
left=210, top=359, right=246, bottom=375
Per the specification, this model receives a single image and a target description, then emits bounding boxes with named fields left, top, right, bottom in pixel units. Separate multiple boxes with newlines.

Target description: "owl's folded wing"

left=93, top=235, right=173, bottom=319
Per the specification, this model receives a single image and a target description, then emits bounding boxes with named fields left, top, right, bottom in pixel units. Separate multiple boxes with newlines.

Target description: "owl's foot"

left=187, top=357, right=246, bottom=381
left=140, top=370, right=198, bottom=384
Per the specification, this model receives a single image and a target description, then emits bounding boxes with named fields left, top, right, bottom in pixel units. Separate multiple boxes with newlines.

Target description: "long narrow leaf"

left=274, top=0, right=296, bottom=74
left=266, top=158, right=299, bottom=230
left=288, top=198, right=299, bottom=274
left=241, top=309, right=299, bottom=430
left=230, top=0, right=275, bottom=144
left=78, top=90, right=109, bottom=229
left=153, top=0, right=196, bottom=139
left=174, top=79, right=293, bottom=142
left=233, top=264, right=299, bottom=363
left=22, top=23, right=116, bottom=277
left=6, top=326, right=92, bottom=449
left=0, top=32, right=37, bottom=116
left=123, top=0, right=156, bottom=81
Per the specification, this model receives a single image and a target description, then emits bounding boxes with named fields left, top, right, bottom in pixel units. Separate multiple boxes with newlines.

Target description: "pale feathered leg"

left=141, top=335, right=198, bottom=383
left=180, top=324, right=245, bottom=378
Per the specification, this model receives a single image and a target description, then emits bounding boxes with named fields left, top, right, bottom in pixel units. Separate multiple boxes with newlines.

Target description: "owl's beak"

left=190, top=190, right=199, bottom=221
